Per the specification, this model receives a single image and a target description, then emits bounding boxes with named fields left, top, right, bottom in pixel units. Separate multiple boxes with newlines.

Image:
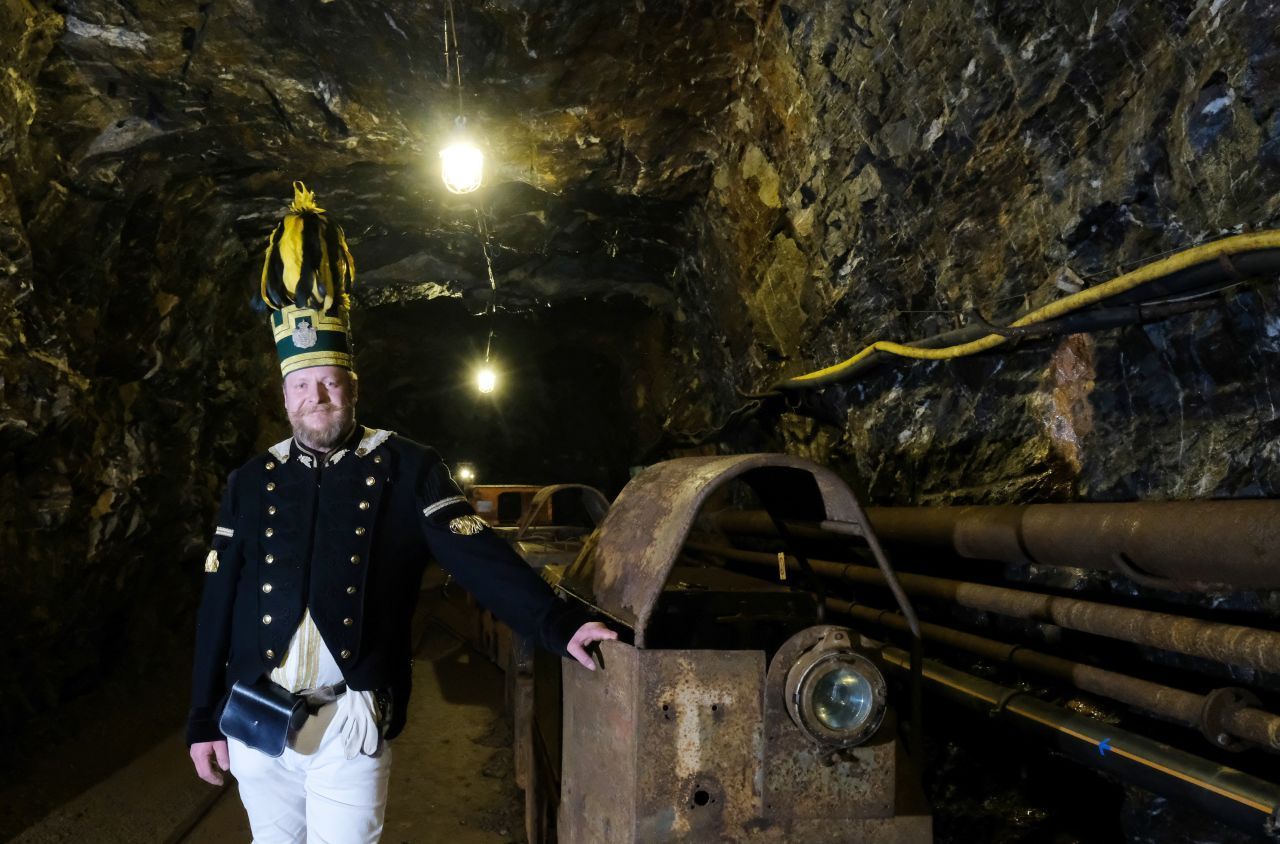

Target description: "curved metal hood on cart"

left=558, top=453, right=870, bottom=646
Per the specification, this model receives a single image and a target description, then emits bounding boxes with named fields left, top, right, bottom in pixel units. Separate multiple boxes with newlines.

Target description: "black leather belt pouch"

left=218, top=676, right=309, bottom=758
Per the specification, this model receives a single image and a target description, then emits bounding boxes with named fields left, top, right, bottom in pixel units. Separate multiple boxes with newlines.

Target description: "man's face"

left=282, top=365, right=357, bottom=451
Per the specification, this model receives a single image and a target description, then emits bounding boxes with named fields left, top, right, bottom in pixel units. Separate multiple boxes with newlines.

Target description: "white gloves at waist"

left=330, top=689, right=381, bottom=759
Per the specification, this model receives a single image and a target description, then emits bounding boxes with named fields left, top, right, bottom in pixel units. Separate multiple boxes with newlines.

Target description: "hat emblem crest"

left=293, top=318, right=318, bottom=349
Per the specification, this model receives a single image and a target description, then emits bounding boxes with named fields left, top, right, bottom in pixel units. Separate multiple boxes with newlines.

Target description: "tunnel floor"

left=8, top=620, right=527, bottom=844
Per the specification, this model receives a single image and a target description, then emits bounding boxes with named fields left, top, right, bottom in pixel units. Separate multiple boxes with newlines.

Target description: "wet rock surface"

left=3, top=0, right=1280, bottom=839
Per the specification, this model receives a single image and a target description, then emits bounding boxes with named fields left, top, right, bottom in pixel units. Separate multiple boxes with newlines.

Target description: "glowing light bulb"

left=476, top=365, right=497, bottom=394
left=440, top=139, right=484, bottom=194
left=456, top=464, right=476, bottom=483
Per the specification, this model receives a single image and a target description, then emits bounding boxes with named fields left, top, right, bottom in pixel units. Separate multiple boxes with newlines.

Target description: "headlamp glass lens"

left=812, top=663, right=874, bottom=731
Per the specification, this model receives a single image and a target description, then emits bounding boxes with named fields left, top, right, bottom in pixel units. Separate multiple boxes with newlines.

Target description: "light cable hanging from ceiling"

left=440, top=0, right=483, bottom=194
left=438, top=0, right=499, bottom=394
left=474, top=208, right=499, bottom=394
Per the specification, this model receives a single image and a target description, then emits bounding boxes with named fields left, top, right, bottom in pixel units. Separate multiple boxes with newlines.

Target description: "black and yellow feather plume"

left=259, top=181, right=355, bottom=314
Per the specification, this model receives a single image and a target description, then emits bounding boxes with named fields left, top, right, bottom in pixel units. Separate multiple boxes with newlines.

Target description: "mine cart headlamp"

left=784, top=628, right=887, bottom=748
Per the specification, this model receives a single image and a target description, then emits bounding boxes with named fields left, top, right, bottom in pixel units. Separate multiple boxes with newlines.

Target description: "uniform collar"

left=291, top=422, right=362, bottom=469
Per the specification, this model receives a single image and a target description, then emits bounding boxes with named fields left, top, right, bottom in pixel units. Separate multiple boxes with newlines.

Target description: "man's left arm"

left=417, top=460, right=614, bottom=668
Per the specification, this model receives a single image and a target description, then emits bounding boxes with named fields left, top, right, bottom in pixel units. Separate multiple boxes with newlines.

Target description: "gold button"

left=340, top=649, right=351, bottom=659
left=262, top=583, right=272, bottom=593
left=343, top=617, right=354, bottom=626
left=365, top=476, right=376, bottom=486
left=358, top=501, right=370, bottom=510
left=354, top=526, right=366, bottom=536
left=265, top=554, right=275, bottom=564
left=266, top=482, right=276, bottom=492
left=265, top=649, right=275, bottom=659
left=262, top=614, right=272, bottom=625
left=268, top=505, right=277, bottom=515
left=347, top=585, right=357, bottom=595
left=266, top=461, right=275, bottom=470
left=373, top=455, right=382, bottom=464
left=265, top=527, right=274, bottom=538
left=350, top=554, right=361, bottom=564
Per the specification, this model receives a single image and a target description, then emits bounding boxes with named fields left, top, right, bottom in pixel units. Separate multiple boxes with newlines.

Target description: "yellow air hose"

left=780, top=230, right=1280, bottom=389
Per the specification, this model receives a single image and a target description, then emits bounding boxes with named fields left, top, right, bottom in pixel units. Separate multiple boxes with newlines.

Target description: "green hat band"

left=271, top=305, right=354, bottom=376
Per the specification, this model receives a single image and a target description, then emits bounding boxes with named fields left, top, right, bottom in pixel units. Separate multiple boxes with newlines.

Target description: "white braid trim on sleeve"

left=422, top=495, right=467, bottom=518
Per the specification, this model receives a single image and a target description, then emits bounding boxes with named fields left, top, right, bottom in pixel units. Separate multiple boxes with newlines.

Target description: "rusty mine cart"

left=505, top=454, right=931, bottom=843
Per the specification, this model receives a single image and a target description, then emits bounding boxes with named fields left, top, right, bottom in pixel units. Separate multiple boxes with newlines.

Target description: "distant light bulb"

left=440, top=139, right=484, bottom=194
left=476, top=365, right=497, bottom=394
left=456, top=465, right=475, bottom=483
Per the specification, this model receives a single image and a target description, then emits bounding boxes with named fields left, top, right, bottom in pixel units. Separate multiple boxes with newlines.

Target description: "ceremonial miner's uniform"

left=186, top=426, right=587, bottom=745
left=186, top=183, right=589, bottom=843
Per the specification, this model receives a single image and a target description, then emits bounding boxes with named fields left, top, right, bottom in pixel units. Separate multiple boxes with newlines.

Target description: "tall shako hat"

left=259, top=182, right=356, bottom=376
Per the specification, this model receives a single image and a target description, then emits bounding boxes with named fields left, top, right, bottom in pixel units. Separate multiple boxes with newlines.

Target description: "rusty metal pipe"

left=714, top=501, right=1280, bottom=589
left=827, top=598, right=1280, bottom=751
left=714, top=511, right=847, bottom=544
left=686, top=541, right=1280, bottom=674
left=875, top=644, right=1280, bottom=840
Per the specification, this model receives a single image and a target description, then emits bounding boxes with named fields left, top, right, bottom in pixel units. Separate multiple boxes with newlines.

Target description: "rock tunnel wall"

left=1, top=0, right=276, bottom=729
left=678, top=0, right=1280, bottom=505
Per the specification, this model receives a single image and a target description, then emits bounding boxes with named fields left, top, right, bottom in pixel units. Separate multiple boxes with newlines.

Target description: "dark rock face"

left=1, top=0, right=276, bottom=735
left=695, top=0, right=1280, bottom=505
left=3, top=0, right=1279, bottom=838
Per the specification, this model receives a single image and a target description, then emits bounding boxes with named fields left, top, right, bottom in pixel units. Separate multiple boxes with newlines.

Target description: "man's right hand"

left=190, top=739, right=230, bottom=785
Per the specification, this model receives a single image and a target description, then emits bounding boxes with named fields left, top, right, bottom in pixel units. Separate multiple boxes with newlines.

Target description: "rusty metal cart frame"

left=542, top=453, right=931, bottom=843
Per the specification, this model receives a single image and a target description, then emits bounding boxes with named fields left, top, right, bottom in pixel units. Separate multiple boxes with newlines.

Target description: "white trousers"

left=228, top=703, right=393, bottom=844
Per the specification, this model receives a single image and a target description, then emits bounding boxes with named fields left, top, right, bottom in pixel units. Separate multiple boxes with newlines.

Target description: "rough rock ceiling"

left=36, top=0, right=767, bottom=311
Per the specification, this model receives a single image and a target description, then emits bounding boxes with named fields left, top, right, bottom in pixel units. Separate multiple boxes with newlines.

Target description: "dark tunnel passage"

left=4, top=0, right=1280, bottom=842
left=352, top=297, right=656, bottom=494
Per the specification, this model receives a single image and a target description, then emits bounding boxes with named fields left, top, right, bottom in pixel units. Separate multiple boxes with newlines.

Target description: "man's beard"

left=287, top=402, right=355, bottom=451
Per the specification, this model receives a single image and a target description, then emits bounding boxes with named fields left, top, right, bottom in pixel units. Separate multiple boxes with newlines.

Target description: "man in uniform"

left=186, top=184, right=616, bottom=842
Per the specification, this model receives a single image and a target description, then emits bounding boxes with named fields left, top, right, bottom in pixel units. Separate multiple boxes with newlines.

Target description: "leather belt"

left=300, top=681, right=347, bottom=713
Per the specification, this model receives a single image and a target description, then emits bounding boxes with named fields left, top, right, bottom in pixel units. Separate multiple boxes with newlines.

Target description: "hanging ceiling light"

left=441, top=118, right=484, bottom=194
left=476, top=364, right=497, bottom=394
left=440, top=1, right=482, bottom=194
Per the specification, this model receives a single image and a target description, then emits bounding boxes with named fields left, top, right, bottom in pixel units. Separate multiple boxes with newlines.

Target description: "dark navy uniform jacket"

left=186, top=425, right=588, bottom=744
